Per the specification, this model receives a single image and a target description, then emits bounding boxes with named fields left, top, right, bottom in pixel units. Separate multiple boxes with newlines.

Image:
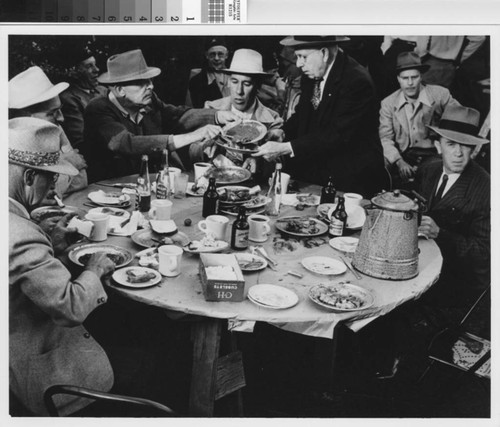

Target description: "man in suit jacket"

left=9, top=117, right=115, bottom=415
left=253, top=36, right=386, bottom=198
left=417, top=105, right=490, bottom=307
left=379, top=52, right=459, bottom=186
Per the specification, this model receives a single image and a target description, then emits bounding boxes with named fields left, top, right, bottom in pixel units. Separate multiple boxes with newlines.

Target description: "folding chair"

left=44, top=385, right=177, bottom=417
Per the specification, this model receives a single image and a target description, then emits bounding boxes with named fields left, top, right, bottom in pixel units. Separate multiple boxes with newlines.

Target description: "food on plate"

left=204, top=167, right=250, bottom=184
left=219, top=187, right=251, bottom=203
left=78, top=252, right=125, bottom=266
left=296, top=194, right=320, bottom=205
left=99, top=207, right=126, bottom=216
left=205, top=265, right=237, bottom=281
left=225, top=122, right=264, bottom=144
left=283, top=218, right=320, bottom=235
left=237, top=258, right=265, bottom=270
left=126, top=269, right=157, bottom=283
left=33, top=208, right=67, bottom=221
left=311, top=283, right=367, bottom=310
left=188, top=234, right=225, bottom=251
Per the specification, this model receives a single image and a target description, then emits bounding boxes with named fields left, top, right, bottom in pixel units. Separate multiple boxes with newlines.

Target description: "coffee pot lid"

left=371, top=190, right=418, bottom=211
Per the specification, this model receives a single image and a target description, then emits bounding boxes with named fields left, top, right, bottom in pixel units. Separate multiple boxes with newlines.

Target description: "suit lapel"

left=316, top=50, right=345, bottom=121
left=432, top=164, right=473, bottom=210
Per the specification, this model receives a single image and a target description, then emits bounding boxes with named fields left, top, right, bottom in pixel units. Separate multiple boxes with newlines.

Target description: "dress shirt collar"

left=230, top=99, right=257, bottom=120
left=436, top=169, right=461, bottom=197
left=108, top=91, right=145, bottom=124
left=396, top=85, right=433, bottom=111
left=9, top=197, right=30, bottom=219
left=318, top=57, right=335, bottom=97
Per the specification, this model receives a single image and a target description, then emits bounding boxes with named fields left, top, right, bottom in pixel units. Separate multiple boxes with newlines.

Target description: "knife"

left=255, top=247, right=278, bottom=267
left=339, top=255, right=362, bottom=280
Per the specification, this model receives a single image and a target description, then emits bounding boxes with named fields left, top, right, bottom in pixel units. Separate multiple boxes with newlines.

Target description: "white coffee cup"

left=194, top=162, right=212, bottom=182
left=343, top=192, right=363, bottom=207
left=84, top=212, right=109, bottom=242
left=198, top=215, right=229, bottom=241
left=158, top=245, right=183, bottom=277
left=149, top=199, right=172, bottom=220
left=168, top=167, right=182, bottom=192
left=248, top=214, right=271, bottom=242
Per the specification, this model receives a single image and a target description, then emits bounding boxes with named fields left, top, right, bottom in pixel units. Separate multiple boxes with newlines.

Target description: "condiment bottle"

left=155, top=148, right=171, bottom=200
left=320, top=176, right=336, bottom=204
left=136, top=154, right=151, bottom=212
left=266, top=162, right=282, bottom=216
left=329, top=196, right=348, bottom=237
left=202, top=177, right=219, bottom=218
left=231, top=206, right=249, bottom=250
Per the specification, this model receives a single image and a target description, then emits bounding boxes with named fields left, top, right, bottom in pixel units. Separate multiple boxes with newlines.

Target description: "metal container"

left=352, top=190, right=419, bottom=280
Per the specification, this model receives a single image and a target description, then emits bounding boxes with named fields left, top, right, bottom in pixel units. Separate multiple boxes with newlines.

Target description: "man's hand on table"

left=85, top=252, right=116, bottom=279
left=395, top=158, right=417, bottom=181
left=418, top=215, right=440, bottom=240
left=50, top=213, right=82, bottom=256
left=253, top=141, right=292, bottom=162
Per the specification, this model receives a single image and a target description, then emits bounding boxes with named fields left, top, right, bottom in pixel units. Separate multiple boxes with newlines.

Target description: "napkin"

left=281, top=194, right=299, bottom=206
left=109, top=211, right=140, bottom=236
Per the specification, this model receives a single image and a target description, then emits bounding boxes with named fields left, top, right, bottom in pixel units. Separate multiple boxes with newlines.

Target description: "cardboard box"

left=199, top=253, right=245, bottom=302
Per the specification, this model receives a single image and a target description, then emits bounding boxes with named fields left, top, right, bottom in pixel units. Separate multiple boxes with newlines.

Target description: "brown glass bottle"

left=202, top=177, right=219, bottom=218
left=329, top=196, right=348, bottom=237
left=320, top=176, right=336, bottom=204
left=136, top=154, right=151, bottom=212
left=231, top=206, right=249, bottom=250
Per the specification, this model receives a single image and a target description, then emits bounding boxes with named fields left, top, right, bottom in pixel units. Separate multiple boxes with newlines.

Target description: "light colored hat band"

left=8, top=148, right=60, bottom=168
left=438, top=119, right=478, bottom=136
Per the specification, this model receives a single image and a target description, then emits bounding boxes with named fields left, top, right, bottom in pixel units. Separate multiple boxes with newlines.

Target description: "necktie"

left=311, top=78, right=322, bottom=110
left=433, top=174, right=448, bottom=206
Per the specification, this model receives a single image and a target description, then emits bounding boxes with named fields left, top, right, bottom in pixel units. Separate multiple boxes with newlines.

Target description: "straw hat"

left=97, top=49, right=161, bottom=84
left=395, top=51, right=430, bottom=74
left=221, top=49, right=269, bottom=76
left=9, top=66, right=69, bottom=109
left=280, top=36, right=350, bottom=49
left=428, top=105, right=489, bottom=146
left=8, top=117, right=79, bottom=176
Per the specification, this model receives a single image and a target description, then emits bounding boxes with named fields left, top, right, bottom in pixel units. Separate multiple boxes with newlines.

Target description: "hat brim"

left=10, top=158, right=79, bottom=176
left=428, top=125, right=489, bottom=146
left=97, top=67, right=161, bottom=84
left=10, top=82, right=70, bottom=110
left=280, top=36, right=350, bottom=49
left=397, top=64, right=431, bottom=74
left=220, top=68, right=270, bottom=77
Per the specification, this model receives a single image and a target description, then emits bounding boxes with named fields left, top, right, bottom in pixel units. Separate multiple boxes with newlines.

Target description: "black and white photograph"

left=2, top=1, right=498, bottom=424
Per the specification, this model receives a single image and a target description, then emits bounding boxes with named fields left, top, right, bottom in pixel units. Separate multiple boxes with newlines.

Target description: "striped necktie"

left=311, top=78, right=322, bottom=110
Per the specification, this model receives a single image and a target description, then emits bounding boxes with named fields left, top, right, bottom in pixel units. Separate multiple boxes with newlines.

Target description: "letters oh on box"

left=199, top=254, right=245, bottom=302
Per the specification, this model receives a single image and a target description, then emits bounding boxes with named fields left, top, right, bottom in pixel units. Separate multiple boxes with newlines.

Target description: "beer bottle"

left=320, top=176, right=337, bottom=204
left=202, top=177, right=219, bottom=218
left=155, top=149, right=171, bottom=200
left=136, top=154, right=151, bottom=212
left=266, top=162, right=282, bottom=216
left=231, top=206, right=249, bottom=250
left=329, top=196, right=348, bottom=237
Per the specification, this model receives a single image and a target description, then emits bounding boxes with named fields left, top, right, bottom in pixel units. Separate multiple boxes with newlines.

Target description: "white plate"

left=301, top=256, right=347, bottom=275
left=309, top=282, right=374, bottom=312
left=184, top=240, right=229, bottom=254
left=150, top=219, right=177, bottom=234
left=68, top=243, right=133, bottom=268
left=275, top=216, right=328, bottom=237
left=327, top=204, right=366, bottom=230
left=112, top=267, right=161, bottom=289
left=248, top=284, right=299, bottom=309
left=88, top=190, right=131, bottom=207
left=329, top=237, right=359, bottom=254
left=235, top=253, right=268, bottom=272
left=186, top=182, right=206, bottom=197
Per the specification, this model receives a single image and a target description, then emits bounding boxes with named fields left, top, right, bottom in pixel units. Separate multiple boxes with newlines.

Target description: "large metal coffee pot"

left=352, top=190, right=420, bottom=280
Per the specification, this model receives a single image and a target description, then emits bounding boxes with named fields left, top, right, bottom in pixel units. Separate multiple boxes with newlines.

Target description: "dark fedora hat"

left=427, top=105, right=489, bottom=146
left=396, top=51, right=430, bottom=73
left=280, top=36, right=350, bottom=49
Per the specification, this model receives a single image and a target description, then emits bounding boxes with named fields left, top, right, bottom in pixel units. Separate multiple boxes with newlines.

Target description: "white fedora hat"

left=221, top=49, right=270, bottom=76
left=9, top=66, right=69, bottom=109
left=9, top=117, right=79, bottom=176
left=97, top=49, right=161, bottom=84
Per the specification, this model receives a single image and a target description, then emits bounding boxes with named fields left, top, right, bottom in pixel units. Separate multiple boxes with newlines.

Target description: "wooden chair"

left=44, top=385, right=177, bottom=417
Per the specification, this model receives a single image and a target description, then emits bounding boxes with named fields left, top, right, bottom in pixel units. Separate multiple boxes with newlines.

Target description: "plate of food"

left=219, top=205, right=266, bottom=216
left=329, top=236, right=359, bottom=253
left=131, top=229, right=190, bottom=248
left=88, top=190, right=131, bottom=207
left=327, top=204, right=366, bottom=230
left=204, top=166, right=251, bottom=185
left=235, top=253, right=268, bottom=272
left=296, top=194, right=321, bottom=206
left=68, top=243, right=133, bottom=268
left=222, top=119, right=267, bottom=148
left=184, top=234, right=229, bottom=254
left=218, top=186, right=253, bottom=204
left=301, top=256, right=347, bottom=275
left=248, top=284, right=299, bottom=309
left=309, top=282, right=374, bottom=312
left=316, top=203, right=336, bottom=219
left=30, top=205, right=85, bottom=222
left=112, top=267, right=161, bottom=289
left=186, top=182, right=206, bottom=197
left=275, top=216, right=328, bottom=237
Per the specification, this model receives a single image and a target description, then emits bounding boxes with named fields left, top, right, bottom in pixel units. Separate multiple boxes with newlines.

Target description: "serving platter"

left=247, top=284, right=299, bottom=309
left=275, top=216, right=328, bottom=237
left=112, top=267, right=161, bottom=289
left=68, top=243, right=133, bottom=268
left=301, top=256, right=347, bottom=275
left=308, top=282, right=374, bottom=312
left=222, top=119, right=267, bottom=145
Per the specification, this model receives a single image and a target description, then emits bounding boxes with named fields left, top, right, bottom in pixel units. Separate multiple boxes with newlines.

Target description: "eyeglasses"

left=294, top=50, right=322, bottom=64
left=36, top=171, right=59, bottom=184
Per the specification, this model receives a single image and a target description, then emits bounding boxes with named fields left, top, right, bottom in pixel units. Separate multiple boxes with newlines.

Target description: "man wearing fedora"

left=187, top=37, right=231, bottom=108
left=9, top=66, right=89, bottom=197
left=253, top=36, right=386, bottom=198
left=379, top=51, right=459, bottom=187
left=416, top=104, right=490, bottom=311
left=84, top=49, right=237, bottom=182
left=60, top=41, right=107, bottom=151
left=9, top=117, right=116, bottom=415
